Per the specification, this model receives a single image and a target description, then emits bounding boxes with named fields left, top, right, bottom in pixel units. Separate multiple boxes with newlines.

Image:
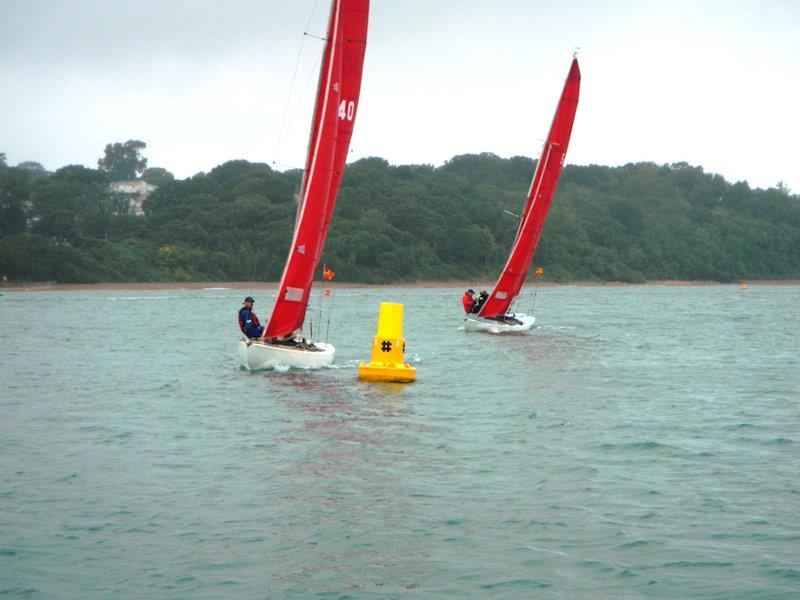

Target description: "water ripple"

left=1, top=285, right=799, bottom=597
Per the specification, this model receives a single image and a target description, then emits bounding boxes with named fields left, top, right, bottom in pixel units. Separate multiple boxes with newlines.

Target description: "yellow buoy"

left=358, top=302, right=416, bottom=383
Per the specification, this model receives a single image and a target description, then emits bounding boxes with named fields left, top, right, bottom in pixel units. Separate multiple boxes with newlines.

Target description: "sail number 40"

left=338, top=100, right=355, bottom=121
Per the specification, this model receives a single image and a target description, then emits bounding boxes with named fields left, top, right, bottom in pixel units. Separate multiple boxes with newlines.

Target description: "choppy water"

left=1, top=284, right=799, bottom=598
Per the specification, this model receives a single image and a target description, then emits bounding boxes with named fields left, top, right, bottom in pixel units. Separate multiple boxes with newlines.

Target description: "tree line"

left=1, top=147, right=799, bottom=284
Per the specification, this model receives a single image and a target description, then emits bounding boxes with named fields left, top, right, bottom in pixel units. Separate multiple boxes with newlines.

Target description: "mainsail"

left=478, top=58, right=581, bottom=318
left=264, top=0, right=368, bottom=338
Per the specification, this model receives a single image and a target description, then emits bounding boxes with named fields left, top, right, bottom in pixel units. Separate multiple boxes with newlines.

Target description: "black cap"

left=244, top=296, right=254, bottom=303
left=467, top=289, right=475, bottom=294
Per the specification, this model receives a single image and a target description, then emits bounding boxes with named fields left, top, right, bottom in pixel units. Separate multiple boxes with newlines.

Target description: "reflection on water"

left=260, top=369, right=413, bottom=447
left=254, top=357, right=423, bottom=593
left=366, top=381, right=411, bottom=396
left=361, top=382, right=411, bottom=418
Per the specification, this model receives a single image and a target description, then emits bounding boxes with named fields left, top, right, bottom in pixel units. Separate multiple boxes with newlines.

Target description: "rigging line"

left=270, top=159, right=305, bottom=171
left=528, top=280, right=539, bottom=314
left=276, top=47, right=324, bottom=167
left=528, top=268, right=544, bottom=313
left=273, top=36, right=307, bottom=162
left=248, top=253, right=259, bottom=301
left=314, top=282, right=324, bottom=342
left=273, top=0, right=323, bottom=164
left=324, top=289, right=333, bottom=345
left=304, top=0, right=322, bottom=32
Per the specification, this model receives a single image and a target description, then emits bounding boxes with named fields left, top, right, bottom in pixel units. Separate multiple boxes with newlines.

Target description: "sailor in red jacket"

left=462, top=289, right=475, bottom=313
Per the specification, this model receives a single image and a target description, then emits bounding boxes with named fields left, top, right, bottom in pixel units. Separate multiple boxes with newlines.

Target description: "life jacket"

left=238, top=307, right=261, bottom=335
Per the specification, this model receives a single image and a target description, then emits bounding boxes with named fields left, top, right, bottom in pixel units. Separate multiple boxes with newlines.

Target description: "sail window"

left=285, top=287, right=304, bottom=302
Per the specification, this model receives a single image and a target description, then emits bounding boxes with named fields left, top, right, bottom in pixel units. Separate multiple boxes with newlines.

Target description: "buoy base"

left=358, top=361, right=416, bottom=383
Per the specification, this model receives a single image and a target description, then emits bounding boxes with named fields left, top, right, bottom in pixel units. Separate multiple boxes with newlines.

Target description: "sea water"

left=1, top=284, right=798, bottom=598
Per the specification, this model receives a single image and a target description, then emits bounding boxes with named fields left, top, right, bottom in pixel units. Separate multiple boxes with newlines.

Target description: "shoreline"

left=2, top=279, right=799, bottom=292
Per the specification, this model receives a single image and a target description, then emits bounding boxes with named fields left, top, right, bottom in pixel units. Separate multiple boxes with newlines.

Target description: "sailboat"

left=239, top=0, right=369, bottom=369
left=464, top=57, right=581, bottom=333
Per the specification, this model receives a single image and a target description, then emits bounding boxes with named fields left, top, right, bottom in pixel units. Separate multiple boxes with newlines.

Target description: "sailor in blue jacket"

left=238, top=296, right=264, bottom=338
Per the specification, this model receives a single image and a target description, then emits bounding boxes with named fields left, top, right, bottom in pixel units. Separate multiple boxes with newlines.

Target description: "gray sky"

left=2, top=0, right=799, bottom=191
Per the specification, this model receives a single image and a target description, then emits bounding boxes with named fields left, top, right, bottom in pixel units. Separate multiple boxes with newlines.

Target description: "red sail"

left=322, top=0, right=369, bottom=240
left=479, top=58, right=580, bottom=318
left=264, top=0, right=369, bottom=338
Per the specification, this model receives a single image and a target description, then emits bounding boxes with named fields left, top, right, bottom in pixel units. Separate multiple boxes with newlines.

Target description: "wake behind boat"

left=239, top=0, right=369, bottom=370
left=464, top=57, right=581, bottom=334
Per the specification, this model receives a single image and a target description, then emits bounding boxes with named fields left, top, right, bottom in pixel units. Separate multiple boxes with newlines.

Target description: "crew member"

left=462, top=289, right=475, bottom=313
left=238, top=296, right=264, bottom=338
left=473, top=290, right=489, bottom=313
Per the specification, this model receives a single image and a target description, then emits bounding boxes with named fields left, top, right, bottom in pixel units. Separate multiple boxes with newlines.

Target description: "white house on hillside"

left=110, top=180, right=156, bottom=215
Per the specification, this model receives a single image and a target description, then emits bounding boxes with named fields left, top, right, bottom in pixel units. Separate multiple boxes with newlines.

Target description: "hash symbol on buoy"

left=381, top=340, right=392, bottom=352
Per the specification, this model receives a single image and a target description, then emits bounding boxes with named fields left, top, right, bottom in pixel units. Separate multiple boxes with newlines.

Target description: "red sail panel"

left=479, top=58, right=580, bottom=318
left=321, top=0, right=369, bottom=241
left=265, top=0, right=368, bottom=338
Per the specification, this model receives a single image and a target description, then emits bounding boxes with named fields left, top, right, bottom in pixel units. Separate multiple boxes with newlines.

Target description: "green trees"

left=0, top=167, right=31, bottom=236
left=98, top=140, right=148, bottom=181
left=1, top=152, right=799, bottom=283
left=141, top=167, right=175, bottom=187
left=30, top=165, right=116, bottom=242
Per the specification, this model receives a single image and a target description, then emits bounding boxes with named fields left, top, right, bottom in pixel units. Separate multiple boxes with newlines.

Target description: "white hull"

left=238, top=339, right=335, bottom=370
left=463, top=313, right=536, bottom=333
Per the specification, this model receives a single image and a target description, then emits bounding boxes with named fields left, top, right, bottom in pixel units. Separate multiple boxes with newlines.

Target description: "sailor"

left=472, top=290, right=489, bottom=313
left=238, top=296, right=264, bottom=338
left=462, top=289, right=476, bottom=313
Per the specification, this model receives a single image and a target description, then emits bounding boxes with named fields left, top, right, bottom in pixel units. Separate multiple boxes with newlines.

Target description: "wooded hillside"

left=1, top=153, right=798, bottom=283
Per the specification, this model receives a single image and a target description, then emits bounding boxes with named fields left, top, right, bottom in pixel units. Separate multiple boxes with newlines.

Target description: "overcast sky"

left=2, top=0, right=798, bottom=192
